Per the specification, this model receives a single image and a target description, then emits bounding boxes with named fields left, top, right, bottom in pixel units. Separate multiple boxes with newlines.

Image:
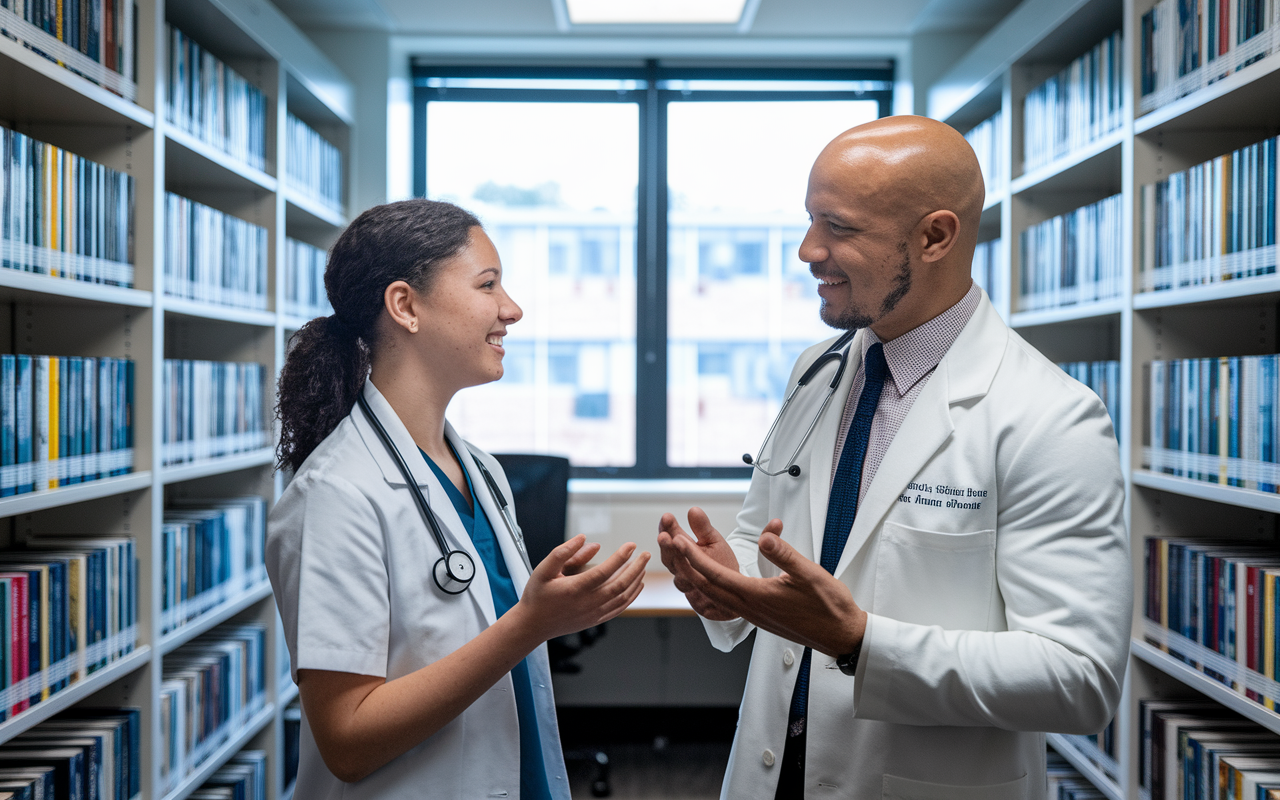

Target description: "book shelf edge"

left=0, top=646, right=153, bottom=747
left=158, top=581, right=275, bottom=656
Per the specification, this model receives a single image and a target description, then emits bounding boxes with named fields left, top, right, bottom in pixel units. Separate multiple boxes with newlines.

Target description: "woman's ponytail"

left=274, top=199, right=480, bottom=473
left=275, top=315, right=369, bottom=472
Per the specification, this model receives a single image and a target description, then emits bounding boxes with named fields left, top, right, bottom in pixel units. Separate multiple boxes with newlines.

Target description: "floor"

left=566, top=740, right=731, bottom=800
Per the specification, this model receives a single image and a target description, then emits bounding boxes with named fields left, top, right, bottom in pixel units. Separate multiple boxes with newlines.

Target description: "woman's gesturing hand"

left=514, top=535, right=649, bottom=643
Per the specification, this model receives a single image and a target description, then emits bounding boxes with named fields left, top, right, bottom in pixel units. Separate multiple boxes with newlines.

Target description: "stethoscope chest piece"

left=434, top=551, right=476, bottom=595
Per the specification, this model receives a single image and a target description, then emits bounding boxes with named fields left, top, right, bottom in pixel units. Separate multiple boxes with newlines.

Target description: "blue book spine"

left=83, top=356, right=96, bottom=482
left=1229, top=357, right=1241, bottom=487
left=49, top=560, right=65, bottom=691
left=26, top=568, right=38, bottom=705
left=1, top=354, right=14, bottom=498
left=16, top=355, right=32, bottom=494
left=69, top=358, right=81, bottom=485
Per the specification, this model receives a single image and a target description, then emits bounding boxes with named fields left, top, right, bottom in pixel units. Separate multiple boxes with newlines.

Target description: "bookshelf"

left=929, top=0, right=1279, bottom=795
left=0, top=0, right=352, bottom=796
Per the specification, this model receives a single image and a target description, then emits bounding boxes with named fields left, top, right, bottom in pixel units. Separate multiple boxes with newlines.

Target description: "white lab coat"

left=267, top=380, right=570, bottom=800
left=705, top=294, right=1131, bottom=799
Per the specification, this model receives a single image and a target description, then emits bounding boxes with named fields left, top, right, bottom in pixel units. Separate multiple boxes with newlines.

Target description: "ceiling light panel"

left=565, top=0, right=748, bottom=24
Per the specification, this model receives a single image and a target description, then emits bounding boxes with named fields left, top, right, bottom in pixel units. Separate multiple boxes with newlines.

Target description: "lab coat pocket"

left=872, top=521, right=996, bottom=630
left=883, top=772, right=1027, bottom=800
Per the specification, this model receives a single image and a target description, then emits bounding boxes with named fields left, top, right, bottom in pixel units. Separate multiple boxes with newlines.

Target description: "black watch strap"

left=835, top=646, right=860, bottom=676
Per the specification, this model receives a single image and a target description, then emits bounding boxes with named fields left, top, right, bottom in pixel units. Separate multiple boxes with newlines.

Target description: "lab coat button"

left=762, top=749, right=776, bottom=767
left=782, top=649, right=795, bottom=667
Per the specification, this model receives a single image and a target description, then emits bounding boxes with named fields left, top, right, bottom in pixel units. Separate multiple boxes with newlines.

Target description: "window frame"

left=413, top=60, right=893, bottom=479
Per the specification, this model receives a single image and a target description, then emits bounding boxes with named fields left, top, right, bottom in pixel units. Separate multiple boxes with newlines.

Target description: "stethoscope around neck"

left=742, top=329, right=857, bottom=478
left=355, top=391, right=530, bottom=595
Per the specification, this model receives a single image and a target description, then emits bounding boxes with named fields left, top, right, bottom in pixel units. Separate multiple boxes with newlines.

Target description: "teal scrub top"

left=422, top=446, right=553, bottom=800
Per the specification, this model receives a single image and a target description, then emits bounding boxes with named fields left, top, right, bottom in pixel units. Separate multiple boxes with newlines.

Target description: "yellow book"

left=34, top=563, right=49, bottom=702
left=1219, top=357, right=1229, bottom=484
left=56, top=0, right=63, bottom=42
left=63, top=555, right=84, bottom=683
left=1267, top=569, right=1277, bottom=710
left=47, top=358, right=58, bottom=490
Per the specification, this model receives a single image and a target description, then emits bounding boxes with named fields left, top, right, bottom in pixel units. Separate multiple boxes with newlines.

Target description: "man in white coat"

left=657, top=116, right=1131, bottom=800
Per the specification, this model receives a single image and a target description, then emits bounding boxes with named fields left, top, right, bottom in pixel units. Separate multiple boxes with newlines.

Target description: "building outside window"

left=415, top=65, right=891, bottom=476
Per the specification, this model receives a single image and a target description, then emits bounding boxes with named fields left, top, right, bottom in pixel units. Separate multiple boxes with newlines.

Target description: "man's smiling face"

left=799, top=145, right=918, bottom=334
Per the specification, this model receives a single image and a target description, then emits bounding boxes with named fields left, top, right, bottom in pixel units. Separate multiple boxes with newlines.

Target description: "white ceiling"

left=274, top=0, right=1023, bottom=37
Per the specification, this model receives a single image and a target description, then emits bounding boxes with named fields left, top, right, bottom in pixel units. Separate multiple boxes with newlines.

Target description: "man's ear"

left=919, top=210, right=961, bottom=263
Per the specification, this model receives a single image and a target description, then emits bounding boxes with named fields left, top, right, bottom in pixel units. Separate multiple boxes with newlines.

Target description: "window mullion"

left=634, top=64, right=668, bottom=477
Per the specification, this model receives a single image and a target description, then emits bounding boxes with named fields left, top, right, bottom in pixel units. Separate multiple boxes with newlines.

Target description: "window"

left=414, top=63, right=892, bottom=477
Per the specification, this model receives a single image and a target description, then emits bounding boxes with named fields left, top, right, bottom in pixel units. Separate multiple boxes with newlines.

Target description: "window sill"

left=568, top=478, right=751, bottom=497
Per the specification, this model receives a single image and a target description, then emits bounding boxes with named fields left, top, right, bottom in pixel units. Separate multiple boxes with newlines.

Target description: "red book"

left=103, top=0, right=115, bottom=72
left=0, top=573, right=30, bottom=716
left=1219, top=0, right=1229, bottom=58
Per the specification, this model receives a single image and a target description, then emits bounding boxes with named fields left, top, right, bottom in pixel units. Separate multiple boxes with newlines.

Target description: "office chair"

left=492, top=453, right=612, bottom=797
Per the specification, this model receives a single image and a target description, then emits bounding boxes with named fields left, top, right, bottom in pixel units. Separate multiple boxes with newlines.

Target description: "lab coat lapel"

left=831, top=295, right=1008, bottom=579
left=352, top=381, right=498, bottom=626
left=832, top=368, right=954, bottom=579
left=807, top=331, right=866, bottom=563
left=448, top=423, right=534, bottom=597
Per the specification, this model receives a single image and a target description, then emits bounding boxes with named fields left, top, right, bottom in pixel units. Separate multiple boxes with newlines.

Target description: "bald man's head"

left=799, top=115, right=985, bottom=341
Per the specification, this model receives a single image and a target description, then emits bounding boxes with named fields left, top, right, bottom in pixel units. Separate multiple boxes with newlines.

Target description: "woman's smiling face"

left=416, top=227, right=524, bottom=391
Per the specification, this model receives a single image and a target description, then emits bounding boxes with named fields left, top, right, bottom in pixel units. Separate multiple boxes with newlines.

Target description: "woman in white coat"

left=267, top=199, right=648, bottom=799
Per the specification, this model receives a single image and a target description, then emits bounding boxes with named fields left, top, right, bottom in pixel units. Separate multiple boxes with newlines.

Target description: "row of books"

left=1, top=125, right=135, bottom=287
left=161, top=497, right=268, bottom=635
left=1138, top=134, right=1277, bottom=293
left=0, top=537, right=137, bottom=720
left=161, top=360, right=267, bottom=467
left=1057, top=360, right=1121, bottom=441
left=1023, top=31, right=1124, bottom=173
left=283, top=237, right=331, bottom=319
left=164, top=193, right=268, bottom=311
left=191, top=750, right=266, bottom=800
left=0, top=0, right=135, bottom=99
left=964, top=110, right=1005, bottom=193
left=1046, top=748, right=1106, bottom=799
left=160, top=624, right=267, bottom=793
left=1017, top=193, right=1123, bottom=312
left=971, top=237, right=1002, bottom=306
left=1144, top=537, right=1280, bottom=708
left=0, top=355, right=134, bottom=497
left=0, top=706, right=139, bottom=800
left=166, top=25, right=268, bottom=172
left=1142, top=355, right=1279, bottom=492
left=1141, top=0, right=1280, bottom=114
left=1140, top=699, right=1280, bottom=799
left=285, top=113, right=342, bottom=209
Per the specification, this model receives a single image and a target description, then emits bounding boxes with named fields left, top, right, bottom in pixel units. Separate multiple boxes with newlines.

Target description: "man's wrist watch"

left=835, top=643, right=861, bottom=676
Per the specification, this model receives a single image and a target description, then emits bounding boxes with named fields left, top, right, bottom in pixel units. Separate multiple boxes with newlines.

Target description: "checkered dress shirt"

left=830, top=282, right=982, bottom=502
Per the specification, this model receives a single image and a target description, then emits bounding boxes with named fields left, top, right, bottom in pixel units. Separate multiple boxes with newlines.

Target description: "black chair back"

left=492, top=454, right=570, bottom=567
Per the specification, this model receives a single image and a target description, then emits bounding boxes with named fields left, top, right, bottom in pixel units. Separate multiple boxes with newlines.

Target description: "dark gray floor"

left=567, top=741, right=731, bottom=800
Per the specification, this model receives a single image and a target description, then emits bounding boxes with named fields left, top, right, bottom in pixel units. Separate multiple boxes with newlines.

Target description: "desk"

left=621, top=571, right=696, bottom=617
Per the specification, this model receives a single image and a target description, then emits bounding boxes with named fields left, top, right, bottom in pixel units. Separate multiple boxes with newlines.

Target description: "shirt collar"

left=861, top=281, right=982, bottom=396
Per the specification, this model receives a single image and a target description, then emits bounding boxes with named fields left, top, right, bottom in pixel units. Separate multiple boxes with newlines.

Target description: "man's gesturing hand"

left=669, top=526, right=867, bottom=658
left=656, top=508, right=745, bottom=621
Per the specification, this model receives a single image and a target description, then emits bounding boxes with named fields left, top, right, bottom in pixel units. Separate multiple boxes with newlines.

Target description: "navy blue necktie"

left=787, top=342, right=889, bottom=730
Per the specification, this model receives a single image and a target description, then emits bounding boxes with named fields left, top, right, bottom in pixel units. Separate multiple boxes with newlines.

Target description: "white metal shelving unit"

left=928, top=0, right=1280, bottom=795
left=0, top=0, right=353, bottom=796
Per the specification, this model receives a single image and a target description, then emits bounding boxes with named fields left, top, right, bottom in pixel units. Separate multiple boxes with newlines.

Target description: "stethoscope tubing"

left=356, top=391, right=531, bottom=594
left=743, top=330, right=858, bottom=478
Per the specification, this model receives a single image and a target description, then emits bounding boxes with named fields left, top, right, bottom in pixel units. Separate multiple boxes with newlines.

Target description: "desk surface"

left=621, top=571, right=697, bottom=617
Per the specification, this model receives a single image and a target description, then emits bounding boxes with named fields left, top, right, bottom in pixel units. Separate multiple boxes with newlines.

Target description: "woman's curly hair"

left=275, top=199, right=481, bottom=473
